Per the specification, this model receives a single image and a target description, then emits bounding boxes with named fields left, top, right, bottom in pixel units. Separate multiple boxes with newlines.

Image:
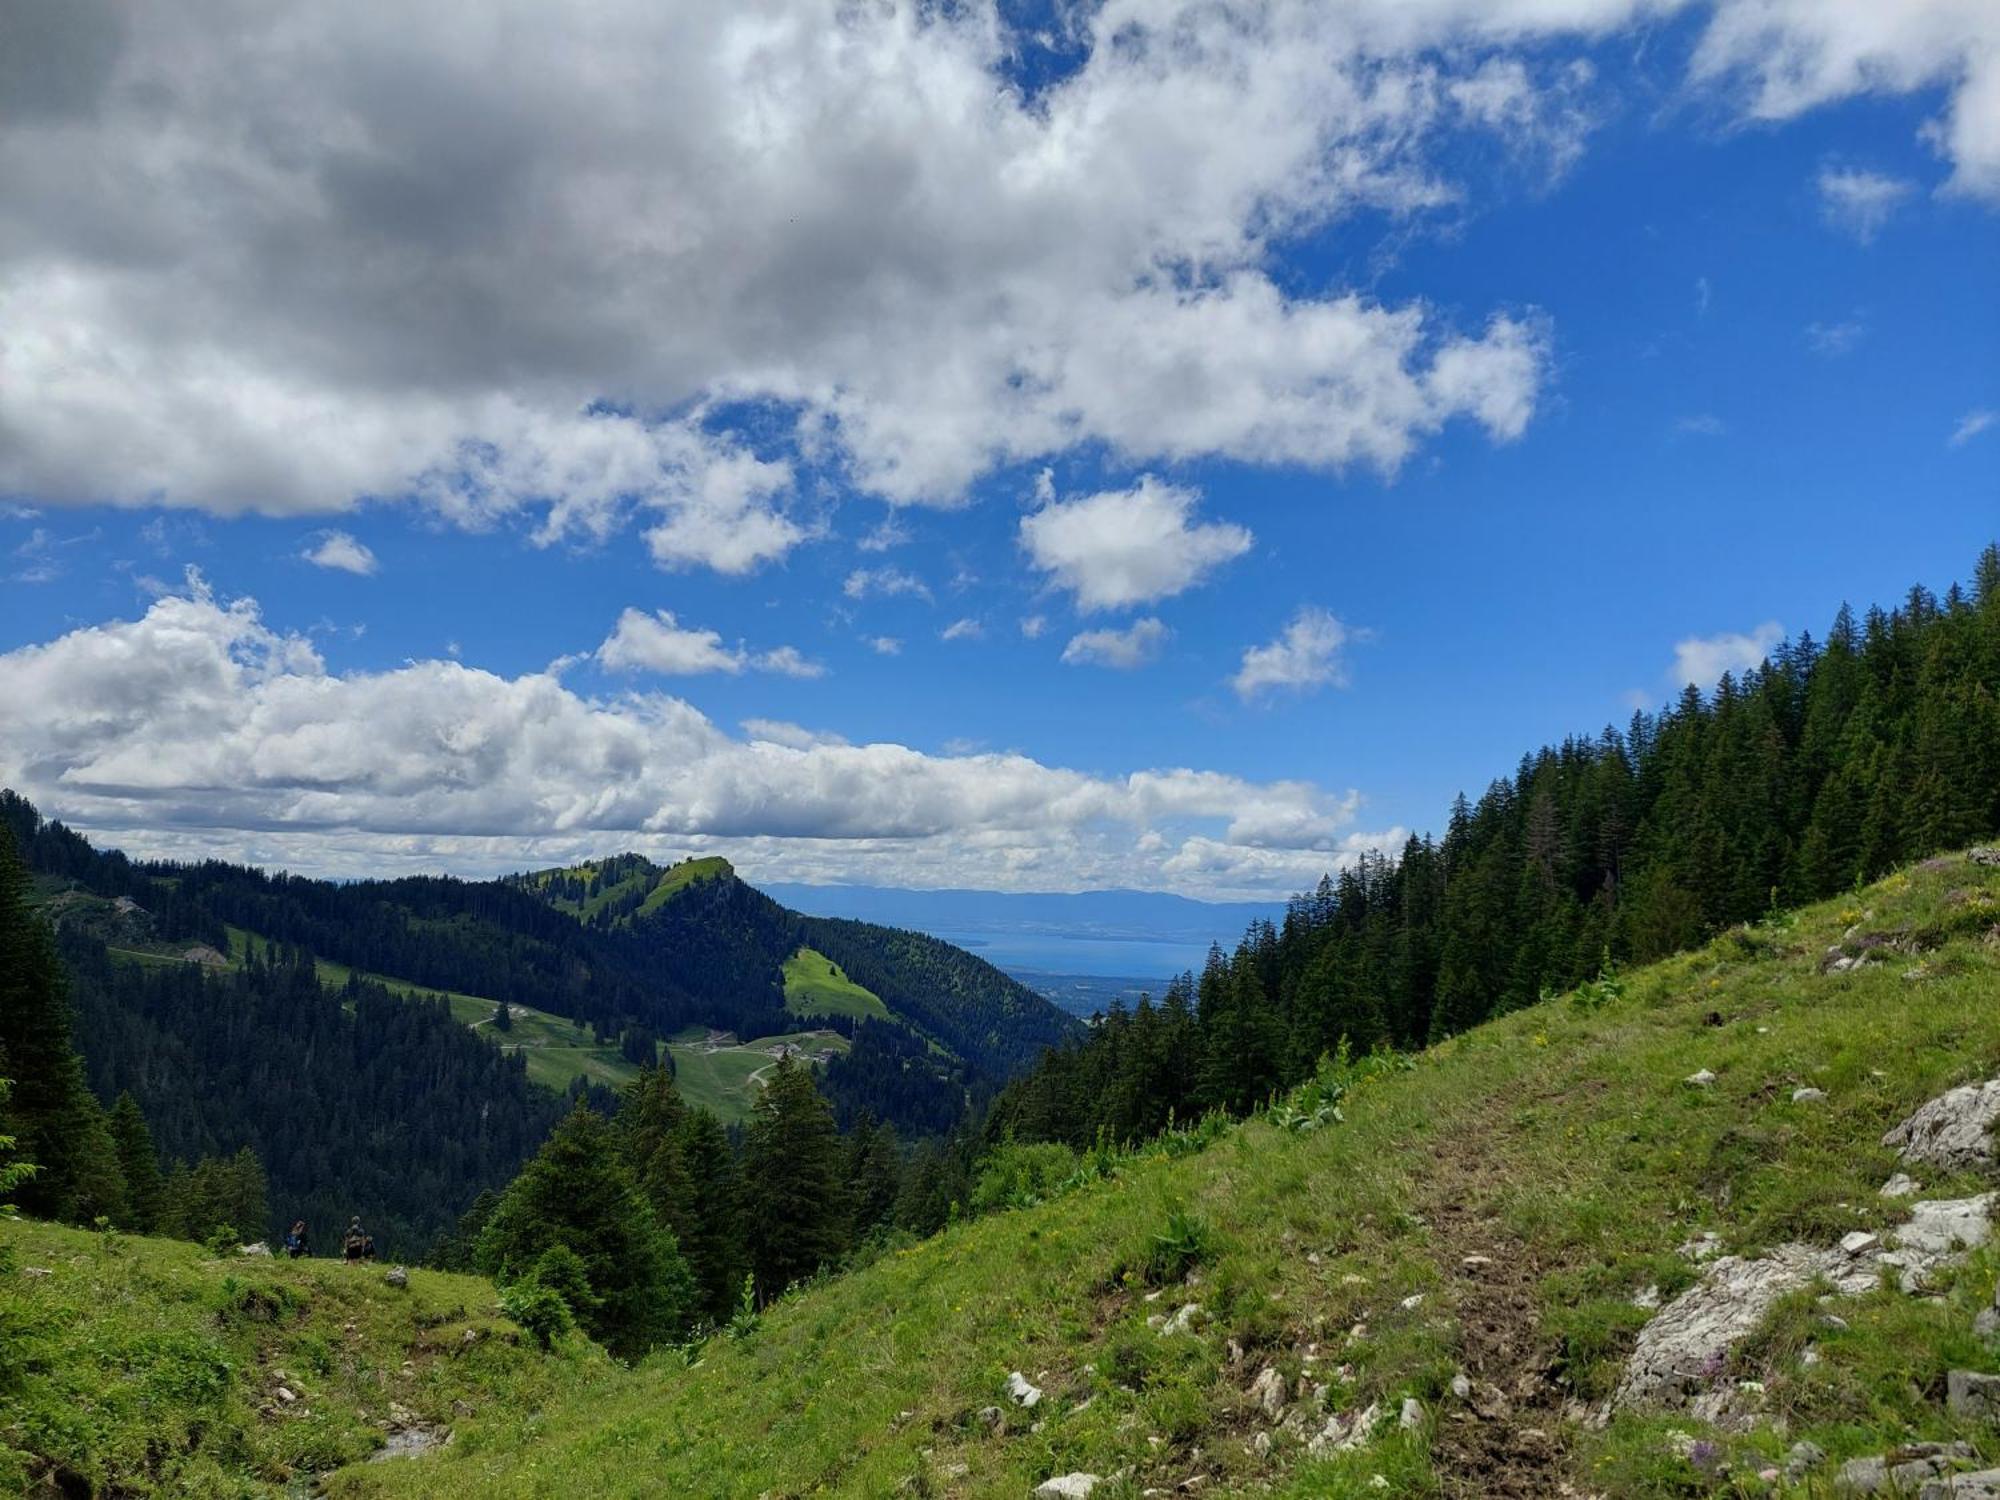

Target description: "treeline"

left=436, top=1059, right=975, bottom=1357
left=0, top=820, right=268, bottom=1248
left=1, top=790, right=1075, bottom=1142
left=66, top=935, right=577, bottom=1254
left=992, top=545, right=2000, bottom=1147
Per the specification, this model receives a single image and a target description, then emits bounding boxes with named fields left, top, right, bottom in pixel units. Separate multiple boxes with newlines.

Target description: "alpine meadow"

left=2, top=3, right=1998, bottom=1497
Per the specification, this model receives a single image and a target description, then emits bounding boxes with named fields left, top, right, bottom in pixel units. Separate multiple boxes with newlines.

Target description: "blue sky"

left=1, top=2, right=1995, bottom=898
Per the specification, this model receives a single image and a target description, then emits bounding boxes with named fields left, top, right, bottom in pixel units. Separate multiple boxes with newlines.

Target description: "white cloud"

left=1805, top=318, right=1865, bottom=356
left=843, top=567, right=932, bottom=603
left=1671, top=620, right=1784, bottom=688
left=1951, top=409, right=1997, bottom=446
left=596, top=608, right=822, bottom=678
left=866, top=635, right=903, bottom=656
left=1061, top=617, right=1171, bottom=670
left=1021, top=477, right=1252, bottom=612
left=1019, top=615, right=1048, bottom=640
left=0, top=582, right=1388, bottom=898
left=0, top=1, right=1597, bottom=542
left=1813, top=166, right=1916, bottom=242
left=1694, top=275, right=1712, bottom=315
left=1676, top=413, right=1728, bottom=437
left=742, top=719, right=848, bottom=749
left=302, top=531, right=378, bottom=576
left=1695, top=5, right=2000, bottom=204
left=1233, top=608, right=1355, bottom=700
left=940, top=617, right=984, bottom=642
left=856, top=516, right=910, bottom=553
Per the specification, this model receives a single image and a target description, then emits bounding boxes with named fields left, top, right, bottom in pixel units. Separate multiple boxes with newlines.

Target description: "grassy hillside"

left=0, top=1218, right=593, bottom=1497
left=664, top=1026, right=853, bottom=1125
left=321, top=849, right=2000, bottom=1498
left=783, top=945, right=891, bottom=1022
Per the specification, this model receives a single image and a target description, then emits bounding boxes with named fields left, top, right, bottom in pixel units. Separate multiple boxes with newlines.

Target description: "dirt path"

left=1417, top=1114, right=1580, bottom=1499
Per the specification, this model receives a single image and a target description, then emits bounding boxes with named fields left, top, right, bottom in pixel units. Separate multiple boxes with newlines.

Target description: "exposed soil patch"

left=1419, top=1117, right=1579, bottom=1499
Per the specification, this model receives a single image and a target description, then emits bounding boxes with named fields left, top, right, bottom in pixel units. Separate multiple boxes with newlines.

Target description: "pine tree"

left=477, top=1104, right=694, bottom=1357
left=108, top=1094, right=164, bottom=1232
left=673, top=1107, right=749, bottom=1325
left=0, top=820, right=113, bottom=1223
left=742, top=1057, right=848, bottom=1297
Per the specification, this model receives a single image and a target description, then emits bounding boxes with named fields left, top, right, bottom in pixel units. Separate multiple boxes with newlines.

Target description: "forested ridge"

left=991, top=544, right=2000, bottom=1146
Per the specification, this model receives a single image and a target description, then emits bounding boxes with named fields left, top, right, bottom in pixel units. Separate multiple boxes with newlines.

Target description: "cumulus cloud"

left=1061, top=617, right=1171, bottom=670
left=1951, top=409, right=1997, bottom=446
left=596, top=608, right=823, bottom=678
left=1233, top=608, right=1356, bottom=700
left=0, top=582, right=1387, bottom=897
left=1021, top=478, right=1252, bottom=612
left=0, top=2, right=1606, bottom=546
left=742, top=719, right=848, bottom=749
left=1672, top=620, right=1784, bottom=688
left=866, top=635, right=903, bottom=656
left=302, top=531, right=379, bottom=576
left=1812, top=166, right=1915, bottom=242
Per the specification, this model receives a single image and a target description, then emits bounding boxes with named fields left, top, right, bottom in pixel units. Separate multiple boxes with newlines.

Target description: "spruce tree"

left=0, top=820, right=111, bottom=1222
left=673, top=1108, right=748, bottom=1325
left=477, top=1104, right=694, bottom=1356
left=108, top=1094, right=164, bottom=1232
left=742, top=1057, right=848, bottom=1298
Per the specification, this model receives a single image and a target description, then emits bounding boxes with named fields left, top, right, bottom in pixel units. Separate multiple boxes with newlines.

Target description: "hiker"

left=343, top=1217, right=369, bottom=1262
left=283, top=1219, right=308, bottom=1258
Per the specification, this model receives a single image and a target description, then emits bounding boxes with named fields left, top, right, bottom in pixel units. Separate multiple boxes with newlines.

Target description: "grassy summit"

left=12, top=849, right=2000, bottom=1497
left=783, top=945, right=892, bottom=1022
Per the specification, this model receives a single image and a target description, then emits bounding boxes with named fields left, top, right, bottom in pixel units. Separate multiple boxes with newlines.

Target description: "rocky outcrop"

left=1616, top=1197, right=1995, bottom=1411
left=1884, top=1081, right=2000, bottom=1173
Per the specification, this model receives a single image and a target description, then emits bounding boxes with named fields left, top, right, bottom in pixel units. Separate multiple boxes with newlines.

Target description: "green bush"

left=499, top=1279, right=575, bottom=1352
left=970, top=1141, right=1078, bottom=1213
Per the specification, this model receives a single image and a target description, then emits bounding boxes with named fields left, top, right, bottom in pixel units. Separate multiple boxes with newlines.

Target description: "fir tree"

left=477, top=1104, right=694, bottom=1357
left=742, top=1057, right=848, bottom=1298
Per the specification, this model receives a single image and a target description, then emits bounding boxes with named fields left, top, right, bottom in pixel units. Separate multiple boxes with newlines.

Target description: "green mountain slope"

left=36, top=845, right=1972, bottom=1499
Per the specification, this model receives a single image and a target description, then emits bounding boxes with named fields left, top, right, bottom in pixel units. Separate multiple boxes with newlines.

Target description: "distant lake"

left=925, top=928, right=1209, bottom=982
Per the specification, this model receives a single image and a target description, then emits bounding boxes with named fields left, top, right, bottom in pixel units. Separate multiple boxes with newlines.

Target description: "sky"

left=1, top=0, right=1996, bottom=901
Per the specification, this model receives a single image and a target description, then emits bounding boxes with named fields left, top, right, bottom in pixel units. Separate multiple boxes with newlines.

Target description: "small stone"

left=275, top=1386, right=298, bottom=1403
left=1839, top=1230, right=1881, bottom=1256
left=975, top=1405, right=1003, bottom=1429
left=1034, top=1475, right=1100, bottom=1499
left=1249, top=1366, right=1288, bottom=1418
left=1398, top=1293, right=1424, bottom=1312
left=1250, top=1431, right=1271, bottom=1459
left=1005, top=1372, right=1043, bottom=1408
left=1948, top=1368, right=2000, bottom=1420
left=1686, top=1069, right=1717, bottom=1088
left=1793, top=1087, right=1827, bottom=1103
left=1784, top=1441, right=1824, bottom=1479
left=1398, top=1397, right=1423, bottom=1431
left=1881, top=1173, right=1922, bottom=1199
left=385, top=1265, right=409, bottom=1289
left=239, top=1241, right=272, bottom=1257
left=1450, top=1373, right=1472, bottom=1401
left=1460, top=1254, right=1493, bottom=1271
left=1160, top=1302, right=1205, bottom=1337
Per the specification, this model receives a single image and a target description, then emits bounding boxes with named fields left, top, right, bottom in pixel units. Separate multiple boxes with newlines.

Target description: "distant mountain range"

left=762, top=882, right=1285, bottom=943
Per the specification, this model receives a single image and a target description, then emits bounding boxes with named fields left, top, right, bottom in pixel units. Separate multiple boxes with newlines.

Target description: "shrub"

left=970, top=1141, right=1078, bottom=1213
left=1145, top=1204, right=1215, bottom=1286
left=499, top=1279, right=575, bottom=1352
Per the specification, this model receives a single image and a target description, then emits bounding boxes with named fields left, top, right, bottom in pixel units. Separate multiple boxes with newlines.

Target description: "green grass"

left=663, top=1029, right=852, bottom=1125
left=324, top=850, right=2000, bottom=1499
left=635, top=856, right=732, bottom=916
left=782, top=946, right=890, bottom=1022
left=223, top=926, right=645, bottom=1094
left=0, top=1218, right=600, bottom=1497
left=27, top=852, right=2000, bottom=1497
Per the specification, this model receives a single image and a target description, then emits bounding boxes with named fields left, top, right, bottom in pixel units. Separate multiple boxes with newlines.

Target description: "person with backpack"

left=283, top=1219, right=308, bottom=1258
left=343, top=1217, right=368, bottom=1262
